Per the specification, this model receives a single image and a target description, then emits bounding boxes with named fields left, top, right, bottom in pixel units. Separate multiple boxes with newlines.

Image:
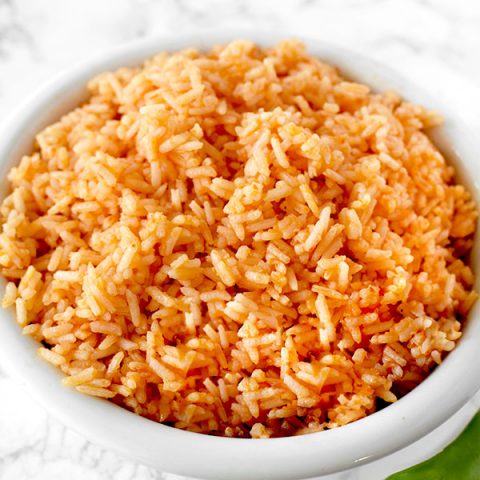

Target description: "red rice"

left=0, top=40, right=477, bottom=437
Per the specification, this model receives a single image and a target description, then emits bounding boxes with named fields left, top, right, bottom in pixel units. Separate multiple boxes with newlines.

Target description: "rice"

left=0, top=40, right=477, bottom=438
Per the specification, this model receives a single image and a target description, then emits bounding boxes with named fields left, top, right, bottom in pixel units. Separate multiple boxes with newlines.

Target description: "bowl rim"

left=0, top=29, right=479, bottom=480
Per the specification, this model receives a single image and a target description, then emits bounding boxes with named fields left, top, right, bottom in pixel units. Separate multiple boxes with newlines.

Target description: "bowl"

left=0, top=31, right=478, bottom=480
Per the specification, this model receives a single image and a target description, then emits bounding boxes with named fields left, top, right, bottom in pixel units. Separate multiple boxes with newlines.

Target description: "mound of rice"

left=0, top=40, right=477, bottom=438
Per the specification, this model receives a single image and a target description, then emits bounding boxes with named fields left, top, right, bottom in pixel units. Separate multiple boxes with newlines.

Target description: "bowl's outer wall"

left=0, top=31, right=479, bottom=480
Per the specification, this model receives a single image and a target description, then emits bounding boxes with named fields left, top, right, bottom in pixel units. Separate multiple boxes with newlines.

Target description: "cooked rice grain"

left=0, top=40, right=477, bottom=438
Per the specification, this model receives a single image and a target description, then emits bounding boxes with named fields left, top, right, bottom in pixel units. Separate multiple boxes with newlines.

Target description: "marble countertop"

left=0, top=0, right=479, bottom=479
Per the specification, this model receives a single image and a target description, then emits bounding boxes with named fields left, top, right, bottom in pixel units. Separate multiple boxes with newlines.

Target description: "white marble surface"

left=0, top=0, right=479, bottom=479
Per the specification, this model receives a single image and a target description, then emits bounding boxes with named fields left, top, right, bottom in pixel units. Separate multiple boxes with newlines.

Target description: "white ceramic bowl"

left=0, top=31, right=478, bottom=480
